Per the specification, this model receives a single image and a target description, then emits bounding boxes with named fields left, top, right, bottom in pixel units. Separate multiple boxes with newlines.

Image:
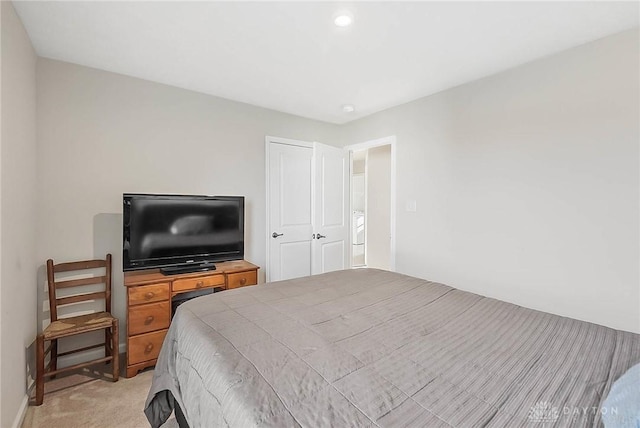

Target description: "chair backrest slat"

left=55, top=276, right=106, bottom=289
left=57, top=292, right=107, bottom=307
left=54, top=259, right=106, bottom=273
left=46, top=254, right=112, bottom=322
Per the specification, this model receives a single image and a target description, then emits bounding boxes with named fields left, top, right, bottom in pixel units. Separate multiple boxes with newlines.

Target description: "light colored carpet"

left=22, top=367, right=177, bottom=428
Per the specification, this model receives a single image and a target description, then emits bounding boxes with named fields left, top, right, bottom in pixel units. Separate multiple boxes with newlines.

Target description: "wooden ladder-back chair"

left=35, top=254, right=119, bottom=405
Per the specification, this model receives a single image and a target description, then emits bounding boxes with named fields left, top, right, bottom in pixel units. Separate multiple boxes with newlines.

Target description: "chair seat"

left=43, top=311, right=115, bottom=340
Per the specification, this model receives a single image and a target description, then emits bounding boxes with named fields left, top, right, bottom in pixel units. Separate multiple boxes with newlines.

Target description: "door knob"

left=272, top=232, right=284, bottom=238
left=316, top=233, right=326, bottom=239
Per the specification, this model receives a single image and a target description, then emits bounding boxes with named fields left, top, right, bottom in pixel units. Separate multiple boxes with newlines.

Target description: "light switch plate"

left=406, top=200, right=417, bottom=212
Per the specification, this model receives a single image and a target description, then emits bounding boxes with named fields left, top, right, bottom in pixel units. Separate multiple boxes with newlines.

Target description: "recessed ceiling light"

left=342, top=104, right=355, bottom=113
left=334, top=13, right=353, bottom=27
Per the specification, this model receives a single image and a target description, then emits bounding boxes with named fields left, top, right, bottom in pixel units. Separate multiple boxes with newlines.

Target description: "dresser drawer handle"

left=196, top=281, right=204, bottom=288
left=144, top=343, right=154, bottom=354
left=144, top=292, right=155, bottom=300
left=239, top=277, right=247, bottom=285
left=144, top=315, right=154, bottom=325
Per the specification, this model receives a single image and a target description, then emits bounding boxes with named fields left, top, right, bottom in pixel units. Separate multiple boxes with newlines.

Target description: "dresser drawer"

left=173, top=274, right=225, bottom=293
left=227, top=270, right=258, bottom=289
left=128, top=301, right=170, bottom=336
left=128, top=329, right=167, bottom=365
left=128, top=283, right=170, bottom=306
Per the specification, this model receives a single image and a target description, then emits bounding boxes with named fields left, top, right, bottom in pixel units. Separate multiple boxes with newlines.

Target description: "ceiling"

left=13, top=1, right=639, bottom=124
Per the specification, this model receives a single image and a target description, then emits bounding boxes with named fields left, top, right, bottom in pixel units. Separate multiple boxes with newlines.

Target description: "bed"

left=145, top=269, right=640, bottom=427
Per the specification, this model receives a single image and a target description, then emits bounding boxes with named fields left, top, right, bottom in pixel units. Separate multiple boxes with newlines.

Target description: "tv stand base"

left=160, top=263, right=216, bottom=275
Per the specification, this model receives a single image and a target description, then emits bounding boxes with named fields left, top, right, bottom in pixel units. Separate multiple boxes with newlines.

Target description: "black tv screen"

left=123, top=194, right=244, bottom=271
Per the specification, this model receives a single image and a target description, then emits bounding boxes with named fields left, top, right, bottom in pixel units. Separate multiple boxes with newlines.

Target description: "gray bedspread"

left=145, top=269, right=640, bottom=427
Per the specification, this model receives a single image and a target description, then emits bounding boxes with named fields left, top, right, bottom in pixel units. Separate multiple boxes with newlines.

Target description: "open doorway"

left=347, top=137, right=396, bottom=271
left=352, top=151, right=366, bottom=266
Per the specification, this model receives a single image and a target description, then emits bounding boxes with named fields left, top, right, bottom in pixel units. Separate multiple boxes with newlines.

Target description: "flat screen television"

left=123, top=194, right=244, bottom=274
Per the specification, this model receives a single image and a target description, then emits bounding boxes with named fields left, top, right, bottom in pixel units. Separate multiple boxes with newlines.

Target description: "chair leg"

left=50, top=339, right=58, bottom=379
left=105, top=328, right=111, bottom=362
left=111, top=319, right=119, bottom=382
left=36, top=335, right=45, bottom=405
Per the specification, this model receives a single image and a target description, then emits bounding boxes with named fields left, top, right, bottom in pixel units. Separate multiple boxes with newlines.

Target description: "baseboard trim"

left=12, top=393, right=29, bottom=428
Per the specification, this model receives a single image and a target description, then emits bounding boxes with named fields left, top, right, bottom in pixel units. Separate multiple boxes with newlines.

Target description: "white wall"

left=36, top=58, right=340, bottom=352
left=1, top=1, right=38, bottom=426
left=366, top=145, right=391, bottom=270
left=339, top=29, right=640, bottom=333
left=0, top=0, right=3, bottom=416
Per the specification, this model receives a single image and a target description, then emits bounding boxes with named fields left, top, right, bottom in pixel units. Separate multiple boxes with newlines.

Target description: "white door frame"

left=344, top=136, right=397, bottom=271
left=265, top=136, right=314, bottom=282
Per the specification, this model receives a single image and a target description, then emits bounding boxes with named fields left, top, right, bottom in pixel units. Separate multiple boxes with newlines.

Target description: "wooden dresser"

left=123, top=260, right=259, bottom=377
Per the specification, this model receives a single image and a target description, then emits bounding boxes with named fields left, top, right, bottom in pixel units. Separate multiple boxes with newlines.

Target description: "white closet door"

left=312, top=143, right=349, bottom=275
left=267, top=141, right=314, bottom=281
left=266, top=139, right=349, bottom=281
